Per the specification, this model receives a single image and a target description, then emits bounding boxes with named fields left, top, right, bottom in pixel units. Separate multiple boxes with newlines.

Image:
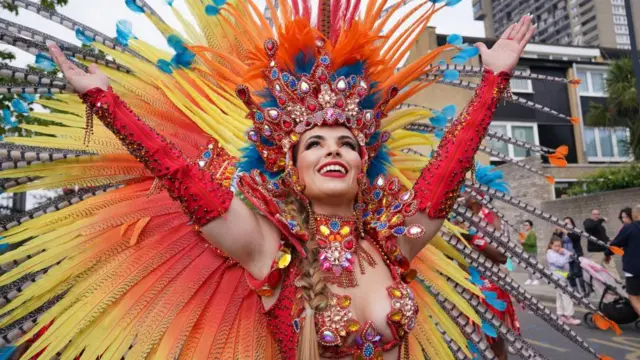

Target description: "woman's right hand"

left=47, top=41, right=110, bottom=94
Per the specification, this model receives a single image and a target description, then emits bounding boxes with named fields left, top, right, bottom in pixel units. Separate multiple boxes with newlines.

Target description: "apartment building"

left=473, top=0, right=640, bottom=49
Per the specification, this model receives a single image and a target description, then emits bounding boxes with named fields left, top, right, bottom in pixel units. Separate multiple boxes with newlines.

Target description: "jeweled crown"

left=235, top=38, right=397, bottom=173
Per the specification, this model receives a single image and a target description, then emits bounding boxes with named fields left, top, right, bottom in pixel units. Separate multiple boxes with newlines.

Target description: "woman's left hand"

left=476, top=15, right=536, bottom=74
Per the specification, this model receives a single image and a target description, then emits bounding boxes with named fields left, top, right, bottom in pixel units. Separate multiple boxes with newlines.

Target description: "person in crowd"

left=619, top=207, right=633, bottom=228
left=605, top=205, right=640, bottom=316
left=521, top=220, right=539, bottom=285
left=584, top=209, right=621, bottom=280
left=546, top=236, right=582, bottom=325
left=554, top=217, right=587, bottom=295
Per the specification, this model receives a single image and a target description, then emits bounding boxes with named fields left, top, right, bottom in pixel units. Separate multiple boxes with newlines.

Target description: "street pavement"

left=516, top=302, right=640, bottom=360
left=508, top=269, right=640, bottom=359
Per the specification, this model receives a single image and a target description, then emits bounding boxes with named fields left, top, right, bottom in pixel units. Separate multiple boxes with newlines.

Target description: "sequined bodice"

left=316, top=282, right=417, bottom=359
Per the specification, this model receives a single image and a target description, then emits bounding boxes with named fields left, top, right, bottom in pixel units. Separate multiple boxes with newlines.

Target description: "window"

left=488, top=122, right=539, bottom=160
left=554, top=180, right=578, bottom=199
left=616, top=35, right=631, bottom=44
left=612, top=5, right=625, bottom=14
left=611, top=0, right=624, bottom=5
left=618, top=44, right=632, bottom=49
left=584, top=127, right=631, bottom=161
left=614, top=25, right=629, bottom=34
left=510, top=67, right=533, bottom=93
left=613, top=15, right=627, bottom=24
left=576, top=68, right=607, bottom=96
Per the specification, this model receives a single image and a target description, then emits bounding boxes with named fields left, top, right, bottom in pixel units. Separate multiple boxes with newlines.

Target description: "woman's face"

left=551, top=241, right=563, bottom=252
left=296, top=126, right=362, bottom=204
left=563, top=218, right=573, bottom=227
left=621, top=211, right=632, bottom=224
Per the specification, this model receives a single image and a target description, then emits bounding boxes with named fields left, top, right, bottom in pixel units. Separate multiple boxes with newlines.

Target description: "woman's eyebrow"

left=305, top=135, right=325, bottom=144
left=338, top=135, right=356, bottom=142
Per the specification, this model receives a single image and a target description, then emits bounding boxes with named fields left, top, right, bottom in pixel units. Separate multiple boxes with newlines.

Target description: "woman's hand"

left=47, top=41, right=110, bottom=94
left=475, top=15, right=536, bottom=74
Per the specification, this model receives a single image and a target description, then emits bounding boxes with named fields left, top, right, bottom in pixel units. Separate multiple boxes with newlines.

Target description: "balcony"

left=473, top=0, right=486, bottom=20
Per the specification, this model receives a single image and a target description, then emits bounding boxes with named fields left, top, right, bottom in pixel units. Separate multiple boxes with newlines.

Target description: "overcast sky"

left=0, top=0, right=485, bottom=67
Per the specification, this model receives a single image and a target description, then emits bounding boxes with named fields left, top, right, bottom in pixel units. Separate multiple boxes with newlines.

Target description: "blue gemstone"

left=282, top=73, right=290, bottom=82
left=255, top=112, right=264, bottom=122
left=375, top=111, right=382, bottom=120
left=363, top=343, right=374, bottom=358
left=391, top=203, right=402, bottom=212
left=392, top=227, right=406, bottom=236
left=349, top=75, right=357, bottom=85
left=202, top=150, right=212, bottom=159
left=377, top=223, right=388, bottom=231
left=289, top=78, right=297, bottom=89
left=373, top=189, right=382, bottom=200
left=375, top=208, right=385, bottom=217
left=271, top=181, right=280, bottom=190
left=293, top=318, right=301, bottom=332
left=270, top=68, right=279, bottom=79
left=329, top=220, right=340, bottom=232
left=320, top=56, right=330, bottom=65
left=362, top=211, right=371, bottom=219
left=288, top=220, right=298, bottom=231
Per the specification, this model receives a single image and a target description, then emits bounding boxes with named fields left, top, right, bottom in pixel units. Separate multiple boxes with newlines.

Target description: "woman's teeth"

left=319, top=165, right=347, bottom=174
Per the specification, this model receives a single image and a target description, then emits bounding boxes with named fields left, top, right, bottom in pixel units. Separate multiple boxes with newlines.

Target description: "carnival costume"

left=0, top=0, right=626, bottom=359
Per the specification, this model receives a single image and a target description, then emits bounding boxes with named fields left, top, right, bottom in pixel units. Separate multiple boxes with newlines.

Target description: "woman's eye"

left=342, top=142, right=357, bottom=151
left=305, top=141, right=320, bottom=150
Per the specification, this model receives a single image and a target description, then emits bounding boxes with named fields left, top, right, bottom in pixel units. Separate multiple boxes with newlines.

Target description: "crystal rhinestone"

left=400, top=190, right=414, bottom=202
left=364, top=326, right=376, bottom=341
left=335, top=77, right=348, bottom=92
left=375, top=176, right=385, bottom=187
left=299, top=79, right=311, bottom=93
left=364, top=111, right=373, bottom=122
left=407, top=225, right=424, bottom=237
left=248, top=129, right=259, bottom=142
left=276, top=248, right=291, bottom=268
left=380, top=131, right=390, bottom=142
left=329, top=220, right=340, bottom=232
left=197, top=160, right=206, bottom=167
left=274, top=83, right=281, bottom=93
left=363, top=343, right=374, bottom=358
left=337, top=295, right=351, bottom=308
left=267, top=109, right=279, bottom=120
left=320, top=225, right=331, bottom=236
left=255, top=111, right=264, bottom=122
left=322, top=330, right=338, bottom=344
left=263, top=125, right=272, bottom=136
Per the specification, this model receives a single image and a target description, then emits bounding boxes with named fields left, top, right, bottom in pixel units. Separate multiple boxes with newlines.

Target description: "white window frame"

left=552, top=179, right=578, bottom=199
left=510, top=67, right=534, bottom=94
left=576, top=66, right=608, bottom=97
left=584, top=126, right=632, bottom=162
left=488, top=121, right=540, bottom=161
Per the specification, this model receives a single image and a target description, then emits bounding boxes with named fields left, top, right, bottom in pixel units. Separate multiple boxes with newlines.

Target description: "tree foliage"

left=586, top=58, right=640, bottom=159
left=567, top=164, right=640, bottom=196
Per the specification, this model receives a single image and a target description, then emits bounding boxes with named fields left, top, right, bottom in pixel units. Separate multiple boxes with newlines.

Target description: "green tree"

left=586, top=58, right=640, bottom=160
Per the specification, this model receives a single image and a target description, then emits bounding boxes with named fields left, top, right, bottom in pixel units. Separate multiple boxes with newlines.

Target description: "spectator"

left=521, top=220, right=539, bottom=285
left=554, top=217, right=587, bottom=295
left=546, top=236, right=581, bottom=325
left=584, top=209, right=621, bottom=280
left=619, top=207, right=633, bottom=227
left=605, top=205, right=640, bottom=317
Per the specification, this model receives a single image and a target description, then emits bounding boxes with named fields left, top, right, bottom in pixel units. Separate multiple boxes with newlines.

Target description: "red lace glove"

left=81, top=87, right=233, bottom=227
left=414, top=69, right=511, bottom=219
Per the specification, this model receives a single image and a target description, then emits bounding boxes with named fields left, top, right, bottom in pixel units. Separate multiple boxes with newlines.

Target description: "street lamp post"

left=624, top=0, right=640, bottom=106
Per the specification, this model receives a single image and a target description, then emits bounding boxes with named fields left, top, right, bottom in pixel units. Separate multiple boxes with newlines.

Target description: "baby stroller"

left=579, top=257, right=640, bottom=329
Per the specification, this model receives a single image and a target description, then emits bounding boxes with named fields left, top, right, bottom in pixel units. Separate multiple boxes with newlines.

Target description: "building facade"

left=473, top=0, right=640, bottom=49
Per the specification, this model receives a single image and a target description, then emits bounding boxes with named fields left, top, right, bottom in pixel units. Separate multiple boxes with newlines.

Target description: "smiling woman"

left=0, top=0, right=622, bottom=359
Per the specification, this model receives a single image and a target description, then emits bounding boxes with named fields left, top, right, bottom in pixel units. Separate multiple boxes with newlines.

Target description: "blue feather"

left=482, top=290, right=507, bottom=311
left=335, top=61, right=365, bottom=78
left=0, top=346, right=16, bottom=360
left=468, top=266, right=483, bottom=286
left=482, top=321, right=498, bottom=338
left=474, top=162, right=510, bottom=194
left=125, top=0, right=145, bottom=13
left=256, top=89, right=279, bottom=109
left=360, top=81, right=379, bottom=110
left=236, top=144, right=283, bottom=180
left=467, top=340, right=481, bottom=359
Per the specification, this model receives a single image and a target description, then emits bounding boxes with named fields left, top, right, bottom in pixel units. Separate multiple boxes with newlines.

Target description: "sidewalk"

left=509, top=269, right=599, bottom=306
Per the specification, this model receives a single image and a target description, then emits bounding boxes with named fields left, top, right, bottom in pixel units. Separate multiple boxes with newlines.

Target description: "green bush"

left=567, top=164, right=640, bottom=196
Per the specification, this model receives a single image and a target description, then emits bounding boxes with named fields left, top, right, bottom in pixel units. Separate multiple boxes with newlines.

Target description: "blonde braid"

left=285, top=197, right=329, bottom=360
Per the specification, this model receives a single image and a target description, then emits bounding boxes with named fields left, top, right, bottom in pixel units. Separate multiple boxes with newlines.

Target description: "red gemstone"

left=389, top=86, right=399, bottom=97
left=308, top=103, right=317, bottom=112
left=266, top=40, right=275, bottom=51
left=278, top=96, right=287, bottom=105
left=274, top=133, right=283, bottom=142
left=335, top=99, right=344, bottom=108
left=355, top=117, right=363, bottom=126
left=318, top=72, right=328, bottom=82
left=343, top=239, right=354, bottom=250
left=318, top=239, right=329, bottom=248
left=236, top=86, right=248, bottom=100
left=267, top=269, right=283, bottom=288
left=283, top=119, right=293, bottom=129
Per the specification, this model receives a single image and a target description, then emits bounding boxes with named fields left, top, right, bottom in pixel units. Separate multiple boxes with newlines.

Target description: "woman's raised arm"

left=47, top=42, right=280, bottom=280
left=399, top=15, right=536, bottom=260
